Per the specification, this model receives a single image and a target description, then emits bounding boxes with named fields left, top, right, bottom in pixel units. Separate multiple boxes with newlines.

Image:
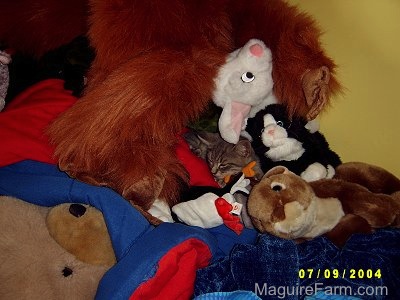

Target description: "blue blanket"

left=1, top=160, right=399, bottom=299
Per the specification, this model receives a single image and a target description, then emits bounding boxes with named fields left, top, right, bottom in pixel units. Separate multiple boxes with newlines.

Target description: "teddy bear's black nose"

left=69, top=204, right=87, bottom=217
left=62, top=267, right=73, bottom=277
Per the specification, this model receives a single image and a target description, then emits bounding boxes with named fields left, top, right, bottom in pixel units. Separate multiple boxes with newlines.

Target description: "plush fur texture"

left=0, top=197, right=109, bottom=299
left=47, top=203, right=116, bottom=267
left=248, top=163, right=400, bottom=247
left=227, top=0, right=342, bottom=119
left=47, top=1, right=232, bottom=209
left=0, top=0, right=342, bottom=210
left=0, top=0, right=88, bottom=58
left=1, top=0, right=341, bottom=118
left=246, top=104, right=342, bottom=180
left=212, top=38, right=276, bottom=144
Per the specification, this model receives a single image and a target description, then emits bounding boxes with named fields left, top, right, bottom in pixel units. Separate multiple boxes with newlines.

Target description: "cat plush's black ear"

left=234, top=139, right=251, bottom=157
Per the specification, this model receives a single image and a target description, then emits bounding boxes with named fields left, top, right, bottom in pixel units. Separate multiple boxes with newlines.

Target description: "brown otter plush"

left=247, top=162, right=400, bottom=247
left=0, top=197, right=115, bottom=299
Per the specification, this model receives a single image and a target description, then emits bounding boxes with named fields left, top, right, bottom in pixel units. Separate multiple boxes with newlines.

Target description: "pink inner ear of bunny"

left=249, top=44, right=264, bottom=57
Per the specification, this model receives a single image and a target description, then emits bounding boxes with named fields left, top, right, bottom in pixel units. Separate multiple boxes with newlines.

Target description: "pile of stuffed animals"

left=1, top=0, right=400, bottom=298
left=0, top=0, right=342, bottom=211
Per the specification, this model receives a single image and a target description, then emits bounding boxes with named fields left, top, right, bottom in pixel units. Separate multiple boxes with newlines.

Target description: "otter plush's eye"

left=271, top=182, right=286, bottom=192
left=241, top=72, right=255, bottom=83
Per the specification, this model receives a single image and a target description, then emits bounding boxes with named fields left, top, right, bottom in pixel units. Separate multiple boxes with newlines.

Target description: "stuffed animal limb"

left=301, top=162, right=335, bottom=182
left=213, top=39, right=277, bottom=144
left=172, top=174, right=250, bottom=233
left=48, top=50, right=214, bottom=210
left=147, top=198, right=175, bottom=223
left=334, top=161, right=400, bottom=194
left=172, top=192, right=230, bottom=229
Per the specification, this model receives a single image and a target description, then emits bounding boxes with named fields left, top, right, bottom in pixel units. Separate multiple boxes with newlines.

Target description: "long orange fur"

left=1, top=0, right=341, bottom=209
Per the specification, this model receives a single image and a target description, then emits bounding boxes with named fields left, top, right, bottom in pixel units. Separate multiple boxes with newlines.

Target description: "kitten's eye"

left=271, top=182, right=286, bottom=192
left=276, top=121, right=284, bottom=127
left=241, top=72, right=255, bottom=83
left=219, top=164, right=228, bottom=171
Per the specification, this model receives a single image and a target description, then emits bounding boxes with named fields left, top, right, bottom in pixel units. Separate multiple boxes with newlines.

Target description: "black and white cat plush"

left=246, top=104, right=341, bottom=181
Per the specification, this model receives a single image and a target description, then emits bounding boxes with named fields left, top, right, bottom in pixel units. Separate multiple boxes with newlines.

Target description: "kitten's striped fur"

left=184, top=130, right=263, bottom=187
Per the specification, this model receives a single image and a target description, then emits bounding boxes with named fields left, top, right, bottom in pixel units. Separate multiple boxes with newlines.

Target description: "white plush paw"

left=230, top=174, right=250, bottom=195
left=326, top=165, right=335, bottom=179
left=301, top=162, right=328, bottom=182
left=148, top=198, right=174, bottom=223
left=304, top=118, right=320, bottom=133
left=171, top=193, right=223, bottom=228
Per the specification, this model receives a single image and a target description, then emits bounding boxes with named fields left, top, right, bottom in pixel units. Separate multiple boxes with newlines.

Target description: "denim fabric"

left=194, top=290, right=261, bottom=299
left=195, top=230, right=400, bottom=300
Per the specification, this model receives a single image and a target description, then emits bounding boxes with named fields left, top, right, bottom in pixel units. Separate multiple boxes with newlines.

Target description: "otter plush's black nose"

left=69, top=204, right=87, bottom=217
left=272, top=185, right=282, bottom=191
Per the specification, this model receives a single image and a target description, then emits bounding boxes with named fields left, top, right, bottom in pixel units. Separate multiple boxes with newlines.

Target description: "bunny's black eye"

left=276, top=121, right=284, bottom=127
left=241, top=72, right=255, bottom=83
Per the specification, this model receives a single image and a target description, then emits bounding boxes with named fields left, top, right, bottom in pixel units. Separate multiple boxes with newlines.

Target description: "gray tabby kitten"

left=184, top=130, right=263, bottom=187
left=184, top=130, right=260, bottom=228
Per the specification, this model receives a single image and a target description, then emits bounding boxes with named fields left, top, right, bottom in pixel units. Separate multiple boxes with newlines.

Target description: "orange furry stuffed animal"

left=0, top=0, right=341, bottom=210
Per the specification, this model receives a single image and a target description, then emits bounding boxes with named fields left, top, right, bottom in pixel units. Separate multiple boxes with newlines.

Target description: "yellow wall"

left=287, top=0, right=400, bottom=177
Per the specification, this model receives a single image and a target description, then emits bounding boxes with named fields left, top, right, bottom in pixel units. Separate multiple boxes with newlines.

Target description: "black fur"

left=246, top=104, right=341, bottom=175
left=6, top=36, right=93, bottom=102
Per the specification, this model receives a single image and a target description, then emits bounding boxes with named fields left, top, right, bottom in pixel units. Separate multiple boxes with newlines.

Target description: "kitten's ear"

left=197, top=132, right=220, bottom=147
left=183, top=132, right=201, bottom=147
left=234, top=139, right=251, bottom=157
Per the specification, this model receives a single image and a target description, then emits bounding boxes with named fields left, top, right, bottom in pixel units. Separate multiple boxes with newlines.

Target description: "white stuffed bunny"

left=213, top=39, right=276, bottom=144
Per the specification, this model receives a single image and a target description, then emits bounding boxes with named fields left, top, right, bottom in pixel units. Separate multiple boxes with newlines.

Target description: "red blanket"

left=0, top=79, right=218, bottom=187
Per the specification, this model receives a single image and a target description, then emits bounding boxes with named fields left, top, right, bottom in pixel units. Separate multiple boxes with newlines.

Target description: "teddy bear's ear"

left=265, top=166, right=290, bottom=177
